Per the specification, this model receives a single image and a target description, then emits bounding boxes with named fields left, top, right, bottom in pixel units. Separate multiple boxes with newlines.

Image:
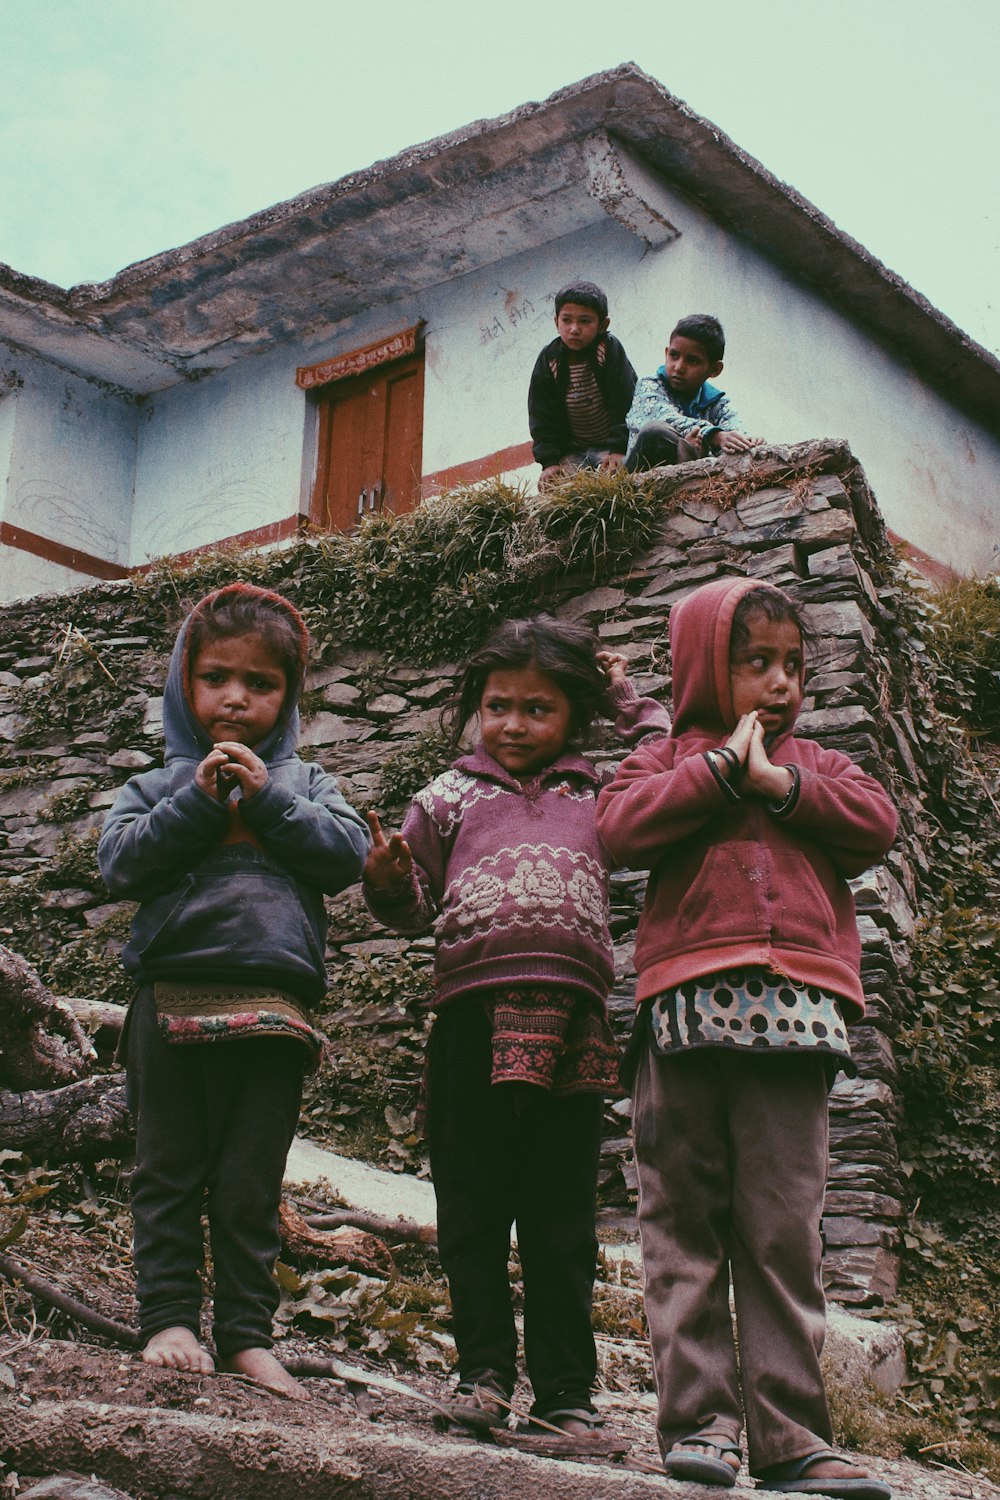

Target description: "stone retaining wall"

left=0, top=440, right=925, bottom=1306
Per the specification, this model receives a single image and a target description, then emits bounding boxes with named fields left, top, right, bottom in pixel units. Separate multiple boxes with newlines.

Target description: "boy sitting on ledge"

left=625, top=314, right=763, bottom=471
left=528, top=279, right=637, bottom=490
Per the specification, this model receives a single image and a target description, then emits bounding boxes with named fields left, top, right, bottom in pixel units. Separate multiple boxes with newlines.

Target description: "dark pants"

left=633, top=1044, right=833, bottom=1474
left=625, top=420, right=702, bottom=471
left=426, top=1003, right=603, bottom=1414
left=126, top=986, right=305, bottom=1358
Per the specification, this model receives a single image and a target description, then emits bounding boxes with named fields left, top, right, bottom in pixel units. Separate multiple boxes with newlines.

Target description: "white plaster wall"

left=0, top=545, right=92, bottom=603
left=0, top=344, right=137, bottom=575
left=413, top=215, right=999, bottom=574
left=23, top=182, right=991, bottom=585
left=129, top=350, right=308, bottom=565
left=0, top=377, right=16, bottom=514
left=285, top=212, right=1000, bottom=572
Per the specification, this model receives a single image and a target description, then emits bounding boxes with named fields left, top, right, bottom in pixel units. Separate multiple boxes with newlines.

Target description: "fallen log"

left=0, top=1072, right=132, bottom=1163
left=0, top=944, right=95, bottom=1089
left=304, top=1207, right=437, bottom=1247
left=278, top=1201, right=394, bottom=1275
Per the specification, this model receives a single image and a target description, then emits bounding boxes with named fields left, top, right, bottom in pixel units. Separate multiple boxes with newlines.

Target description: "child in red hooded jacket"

left=597, top=578, right=896, bottom=1498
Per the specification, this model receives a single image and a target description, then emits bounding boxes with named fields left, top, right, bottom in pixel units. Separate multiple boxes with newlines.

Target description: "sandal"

left=435, top=1373, right=510, bottom=1434
left=498, top=1406, right=627, bottom=1458
left=755, top=1449, right=891, bottom=1499
left=664, top=1435, right=742, bottom=1487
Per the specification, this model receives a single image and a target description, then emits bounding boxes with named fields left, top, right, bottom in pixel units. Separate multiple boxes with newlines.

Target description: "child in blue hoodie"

left=625, top=314, right=763, bottom=470
left=99, top=584, right=370, bottom=1394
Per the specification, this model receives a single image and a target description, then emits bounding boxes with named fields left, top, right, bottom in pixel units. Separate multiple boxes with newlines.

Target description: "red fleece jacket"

left=596, top=577, right=898, bottom=1018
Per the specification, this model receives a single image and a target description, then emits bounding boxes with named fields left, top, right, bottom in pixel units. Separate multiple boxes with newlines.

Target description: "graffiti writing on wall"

left=480, top=298, right=535, bottom=345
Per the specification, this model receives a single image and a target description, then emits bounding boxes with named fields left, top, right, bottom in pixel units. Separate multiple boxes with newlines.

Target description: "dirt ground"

left=3, top=1338, right=999, bottom=1500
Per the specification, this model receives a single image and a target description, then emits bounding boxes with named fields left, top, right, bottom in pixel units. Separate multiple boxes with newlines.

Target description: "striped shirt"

left=565, top=358, right=612, bottom=448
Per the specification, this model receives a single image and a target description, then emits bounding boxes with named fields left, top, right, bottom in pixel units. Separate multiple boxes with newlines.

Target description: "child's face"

left=190, top=632, right=288, bottom=747
left=555, top=302, right=608, bottom=353
left=664, top=334, right=723, bottom=400
left=479, top=663, right=574, bottom=782
left=729, top=612, right=803, bottom=733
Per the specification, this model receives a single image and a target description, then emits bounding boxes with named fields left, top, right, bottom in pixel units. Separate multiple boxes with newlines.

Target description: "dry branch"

left=304, top=1208, right=437, bottom=1246
left=278, top=1200, right=394, bottom=1274
left=0, top=945, right=94, bottom=1089
left=0, top=1073, right=132, bottom=1163
left=0, top=1250, right=140, bottom=1347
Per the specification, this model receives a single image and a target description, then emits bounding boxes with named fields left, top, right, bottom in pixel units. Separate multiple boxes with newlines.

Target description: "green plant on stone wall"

left=375, top=728, right=456, bottom=811
left=45, top=905, right=135, bottom=1005
left=925, top=575, right=1000, bottom=740
left=863, top=563, right=1000, bottom=1464
left=0, top=830, right=113, bottom=993
left=897, top=891, right=1000, bottom=1215
left=39, top=784, right=95, bottom=824
left=43, top=828, right=103, bottom=890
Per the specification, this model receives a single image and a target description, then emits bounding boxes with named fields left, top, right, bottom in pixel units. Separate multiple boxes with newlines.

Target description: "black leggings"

left=425, top=1002, right=604, bottom=1413
left=126, top=987, right=304, bottom=1358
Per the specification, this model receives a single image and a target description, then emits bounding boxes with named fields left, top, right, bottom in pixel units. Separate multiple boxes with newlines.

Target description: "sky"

left=1, top=0, right=998, bottom=356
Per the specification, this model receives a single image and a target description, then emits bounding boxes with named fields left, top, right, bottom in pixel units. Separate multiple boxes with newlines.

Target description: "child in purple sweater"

left=363, top=617, right=668, bottom=1443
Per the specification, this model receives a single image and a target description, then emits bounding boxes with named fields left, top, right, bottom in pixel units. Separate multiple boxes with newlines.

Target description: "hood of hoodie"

left=669, top=576, right=804, bottom=744
left=163, top=584, right=308, bottom=767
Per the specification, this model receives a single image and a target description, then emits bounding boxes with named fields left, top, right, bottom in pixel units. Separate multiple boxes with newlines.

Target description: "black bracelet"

left=716, top=745, right=740, bottom=774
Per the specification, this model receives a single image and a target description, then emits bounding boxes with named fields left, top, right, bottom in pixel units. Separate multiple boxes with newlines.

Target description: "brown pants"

left=632, top=1044, right=833, bottom=1474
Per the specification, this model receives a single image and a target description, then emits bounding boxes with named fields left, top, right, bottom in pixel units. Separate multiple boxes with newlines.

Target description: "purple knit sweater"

left=365, top=681, right=670, bottom=1005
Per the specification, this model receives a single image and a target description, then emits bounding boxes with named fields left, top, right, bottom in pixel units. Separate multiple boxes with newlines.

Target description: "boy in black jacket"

left=528, top=280, right=636, bottom=490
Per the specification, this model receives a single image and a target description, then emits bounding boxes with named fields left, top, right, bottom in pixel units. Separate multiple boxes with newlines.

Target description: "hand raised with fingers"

left=596, top=649, right=629, bottom=686
left=363, top=811, right=413, bottom=895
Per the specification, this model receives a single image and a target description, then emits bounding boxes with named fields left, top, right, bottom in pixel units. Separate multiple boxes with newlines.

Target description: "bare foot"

left=222, top=1346, right=305, bottom=1398
left=142, top=1326, right=214, bottom=1375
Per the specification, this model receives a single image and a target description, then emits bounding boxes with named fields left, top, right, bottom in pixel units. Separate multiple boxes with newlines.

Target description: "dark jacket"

left=597, top=577, right=898, bottom=1017
left=528, top=333, right=637, bottom=467
left=98, top=590, right=370, bottom=1004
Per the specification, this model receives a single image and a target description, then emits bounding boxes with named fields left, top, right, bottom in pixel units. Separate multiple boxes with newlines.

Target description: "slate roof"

left=1, top=63, right=998, bottom=435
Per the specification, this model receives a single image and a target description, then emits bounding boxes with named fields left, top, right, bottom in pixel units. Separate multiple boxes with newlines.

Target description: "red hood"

left=669, top=577, right=805, bottom=740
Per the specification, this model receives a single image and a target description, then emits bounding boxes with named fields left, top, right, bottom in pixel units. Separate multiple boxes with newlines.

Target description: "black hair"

left=554, top=280, right=609, bottom=320
left=449, top=615, right=609, bottom=742
left=670, top=313, right=725, bottom=364
left=730, top=586, right=808, bottom=654
left=186, top=585, right=306, bottom=690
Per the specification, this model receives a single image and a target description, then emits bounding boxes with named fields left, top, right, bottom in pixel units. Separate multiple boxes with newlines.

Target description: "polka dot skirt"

left=650, top=967, right=855, bottom=1075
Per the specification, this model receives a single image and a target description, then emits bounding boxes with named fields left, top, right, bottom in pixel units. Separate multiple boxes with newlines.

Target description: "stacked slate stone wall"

left=0, top=441, right=925, bottom=1307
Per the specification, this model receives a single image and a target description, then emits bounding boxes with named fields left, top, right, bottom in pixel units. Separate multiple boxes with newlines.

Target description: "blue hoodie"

left=98, top=587, right=370, bottom=1005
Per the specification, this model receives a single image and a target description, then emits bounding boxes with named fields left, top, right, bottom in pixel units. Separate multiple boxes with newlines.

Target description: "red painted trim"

left=131, top=515, right=302, bottom=573
left=885, top=529, right=956, bottom=587
left=0, top=521, right=130, bottom=580
left=1, top=516, right=302, bottom=582
left=422, top=441, right=535, bottom=495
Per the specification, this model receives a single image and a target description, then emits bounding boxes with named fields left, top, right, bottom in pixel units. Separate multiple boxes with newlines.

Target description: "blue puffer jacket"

left=98, top=593, right=370, bottom=1004
left=625, top=370, right=745, bottom=456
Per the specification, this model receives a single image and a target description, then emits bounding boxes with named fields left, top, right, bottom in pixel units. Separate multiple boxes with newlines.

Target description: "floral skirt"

left=481, top=985, right=621, bottom=1096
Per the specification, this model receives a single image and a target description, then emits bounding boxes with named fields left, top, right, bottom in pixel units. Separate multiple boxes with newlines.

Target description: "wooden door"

left=311, top=353, right=424, bottom=530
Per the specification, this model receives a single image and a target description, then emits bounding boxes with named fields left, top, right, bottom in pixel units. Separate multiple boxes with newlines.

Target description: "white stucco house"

left=2, top=63, right=998, bottom=602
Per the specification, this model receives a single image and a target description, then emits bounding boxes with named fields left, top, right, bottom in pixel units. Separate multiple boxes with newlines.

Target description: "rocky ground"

left=1, top=1338, right=997, bottom=1500
left=1, top=1139, right=996, bottom=1500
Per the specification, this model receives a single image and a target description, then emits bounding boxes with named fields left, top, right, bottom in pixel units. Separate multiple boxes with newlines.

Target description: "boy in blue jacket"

left=99, top=584, right=369, bottom=1394
left=626, top=314, right=763, bottom=470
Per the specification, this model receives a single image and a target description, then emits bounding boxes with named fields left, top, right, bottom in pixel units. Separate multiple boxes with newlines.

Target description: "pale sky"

left=1, top=0, right=998, bottom=356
